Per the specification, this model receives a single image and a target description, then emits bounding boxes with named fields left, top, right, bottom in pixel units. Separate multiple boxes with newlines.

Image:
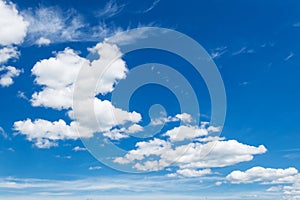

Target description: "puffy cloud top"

left=0, top=0, right=28, bottom=45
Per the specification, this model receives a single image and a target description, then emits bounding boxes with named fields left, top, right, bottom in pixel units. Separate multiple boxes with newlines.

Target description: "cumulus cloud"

left=31, top=86, right=74, bottom=110
left=30, top=48, right=85, bottom=110
left=0, top=0, right=28, bottom=46
left=0, top=1, right=25, bottom=87
left=73, top=146, right=87, bottom=151
left=226, top=166, right=299, bottom=184
left=31, top=42, right=128, bottom=109
left=0, top=46, right=19, bottom=63
left=168, top=168, right=212, bottom=178
left=15, top=41, right=141, bottom=147
left=175, top=113, right=193, bottom=123
left=150, top=113, right=192, bottom=126
left=35, top=37, right=51, bottom=46
left=114, top=138, right=171, bottom=165
left=284, top=183, right=300, bottom=199
left=13, top=119, right=88, bottom=148
left=164, top=125, right=210, bottom=142
left=103, top=124, right=143, bottom=140
left=226, top=166, right=300, bottom=199
left=115, top=133, right=267, bottom=173
left=31, top=48, right=84, bottom=90
left=0, top=66, right=22, bottom=87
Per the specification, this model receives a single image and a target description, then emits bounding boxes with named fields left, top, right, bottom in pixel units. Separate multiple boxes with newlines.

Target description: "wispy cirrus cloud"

left=210, top=46, right=228, bottom=59
left=232, top=46, right=255, bottom=56
left=96, top=0, right=125, bottom=18
left=284, top=52, right=294, bottom=61
left=20, top=3, right=134, bottom=47
left=0, top=126, right=8, bottom=139
left=141, top=0, right=161, bottom=13
left=0, top=176, right=282, bottom=200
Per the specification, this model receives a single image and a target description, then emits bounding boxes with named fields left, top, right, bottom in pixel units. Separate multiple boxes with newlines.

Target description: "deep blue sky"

left=0, top=0, right=300, bottom=199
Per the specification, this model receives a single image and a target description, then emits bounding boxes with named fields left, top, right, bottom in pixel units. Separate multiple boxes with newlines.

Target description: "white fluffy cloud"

left=0, top=0, right=28, bottom=45
left=226, top=166, right=299, bottom=184
left=175, top=113, right=193, bottom=123
left=103, top=124, right=143, bottom=140
left=0, top=66, right=22, bottom=87
left=31, top=48, right=85, bottom=110
left=171, top=140, right=266, bottom=169
left=115, top=133, right=267, bottom=173
left=114, top=138, right=171, bottom=165
left=15, top=41, right=141, bottom=147
left=150, top=113, right=192, bottom=126
left=0, top=1, right=26, bottom=87
left=31, top=43, right=128, bottom=109
left=31, top=86, right=74, bottom=110
left=73, top=146, right=87, bottom=151
left=32, top=48, right=84, bottom=90
left=0, top=46, right=19, bottom=63
left=168, top=168, right=212, bottom=178
left=35, top=37, right=51, bottom=46
left=226, top=166, right=300, bottom=199
left=164, top=125, right=209, bottom=142
left=114, top=119, right=264, bottom=174
left=13, top=119, right=90, bottom=148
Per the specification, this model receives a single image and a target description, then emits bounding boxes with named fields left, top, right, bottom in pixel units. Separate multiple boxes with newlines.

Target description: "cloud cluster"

left=13, top=36, right=268, bottom=177
left=2, top=2, right=299, bottom=200
left=14, top=41, right=141, bottom=147
left=227, top=166, right=299, bottom=184
left=0, top=0, right=26, bottom=87
left=115, top=122, right=267, bottom=176
left=226, top=166, right=300, bottom=199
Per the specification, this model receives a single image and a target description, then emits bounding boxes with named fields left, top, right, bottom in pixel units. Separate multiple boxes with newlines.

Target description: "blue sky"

left=0, top=0, right=300, bottom=199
